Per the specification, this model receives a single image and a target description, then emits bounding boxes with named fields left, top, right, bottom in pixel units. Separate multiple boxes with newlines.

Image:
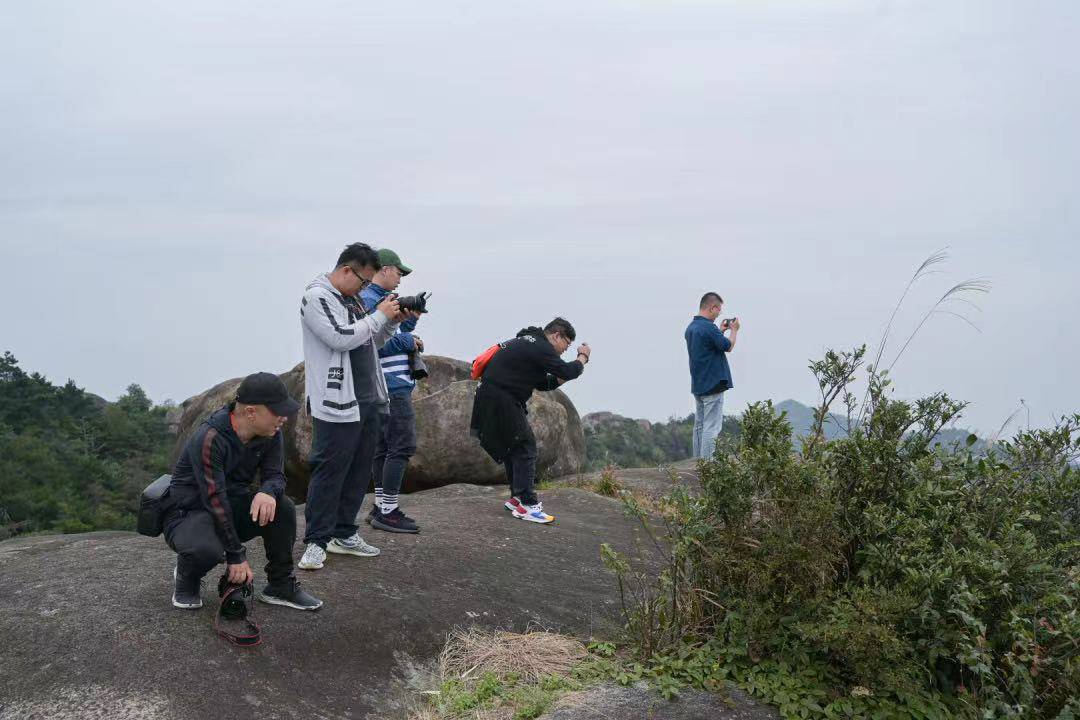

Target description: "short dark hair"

left=544, top=317, right=576, bottom=342
left=699, top=292, right=723, bottom=310
left=336, top=243, right=380, bottom=271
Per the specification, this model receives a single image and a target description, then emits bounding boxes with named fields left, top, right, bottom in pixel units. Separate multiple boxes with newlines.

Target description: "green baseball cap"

left=376, top=248, right=412, bottom=276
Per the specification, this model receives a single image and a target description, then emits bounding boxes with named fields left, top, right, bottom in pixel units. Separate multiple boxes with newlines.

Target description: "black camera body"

left=396, top=291, right=431, bottom=314
left=722, top=317, right=737, bottom=326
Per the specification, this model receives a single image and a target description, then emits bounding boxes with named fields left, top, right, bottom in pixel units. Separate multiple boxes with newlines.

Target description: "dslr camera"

left=394, top=291, right=431, bottom=314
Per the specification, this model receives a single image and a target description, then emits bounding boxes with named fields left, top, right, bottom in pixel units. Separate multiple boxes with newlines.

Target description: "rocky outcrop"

left=170, top=356, right=587, bottom=500
left=0, top=485, right=646, bottom=720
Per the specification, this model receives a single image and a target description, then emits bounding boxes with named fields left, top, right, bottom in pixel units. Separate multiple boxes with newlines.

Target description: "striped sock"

left=374, top=487, right=384, bottom=512
left=382, top=492, right=399, bottom=514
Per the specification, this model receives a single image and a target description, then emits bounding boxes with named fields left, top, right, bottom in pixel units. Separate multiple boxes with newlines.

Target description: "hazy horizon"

left=3, top=1, right=1078, bottom=437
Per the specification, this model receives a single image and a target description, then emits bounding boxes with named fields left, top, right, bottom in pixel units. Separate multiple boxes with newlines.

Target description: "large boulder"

left=170, top=356, right=587, bottom=500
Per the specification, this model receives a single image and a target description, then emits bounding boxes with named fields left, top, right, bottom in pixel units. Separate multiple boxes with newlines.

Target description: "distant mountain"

left=774, top=399, right=987, bottom=451
left=581, top=411, right=741, bottom=470
left=774, top=400, right=850, bottom=440
left=581, top=400, right=986, bottom=471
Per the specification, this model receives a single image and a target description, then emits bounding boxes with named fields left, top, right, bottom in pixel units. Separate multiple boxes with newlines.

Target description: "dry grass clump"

left=406, top=629, right=591, bottom=720
left=439, top=628, right=587, bottom=685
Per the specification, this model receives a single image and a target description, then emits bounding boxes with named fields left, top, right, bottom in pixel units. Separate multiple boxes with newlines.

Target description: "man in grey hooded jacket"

left=297, top=242, right=409, bottom=571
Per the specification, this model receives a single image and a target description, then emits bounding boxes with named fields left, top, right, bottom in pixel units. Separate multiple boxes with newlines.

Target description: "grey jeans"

left=693, top=390, right=725, bottom=459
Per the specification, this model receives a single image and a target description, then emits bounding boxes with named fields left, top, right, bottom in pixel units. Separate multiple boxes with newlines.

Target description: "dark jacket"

left=169, top=407, right=287, bottom=564
left=684, top=315, right=733, bottom=396
left=478, top=327, right=584, bottom=405
left=470, top=327, right=584, bottom=461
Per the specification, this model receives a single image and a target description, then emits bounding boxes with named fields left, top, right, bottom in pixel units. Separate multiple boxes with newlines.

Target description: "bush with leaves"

left=0, top=352, right=173, bottom=538
left=603, top=347, right=1080, bottom=719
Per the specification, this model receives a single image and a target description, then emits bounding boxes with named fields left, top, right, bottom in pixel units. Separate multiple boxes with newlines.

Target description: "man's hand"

left=413, top=335, right=424, bottom=352
left=376, top=295, right=403, bottom=321
left=731, top=318, right=741, bottom=331
left=250, top=492, right=277, bottom=526
left=576, top=343, right=591, bottom=363
left=228, top=560, right=254, bottom=586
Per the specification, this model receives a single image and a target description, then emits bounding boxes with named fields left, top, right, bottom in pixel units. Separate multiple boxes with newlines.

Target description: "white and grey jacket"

left=301, top=274, right=399, bottom=422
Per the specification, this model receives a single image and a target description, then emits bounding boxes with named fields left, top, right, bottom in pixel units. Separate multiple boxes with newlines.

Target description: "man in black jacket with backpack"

left=470, top=317, right=591, bottom=524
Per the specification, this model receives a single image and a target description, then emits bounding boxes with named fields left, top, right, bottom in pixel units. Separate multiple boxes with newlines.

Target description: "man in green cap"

left=360, top=248, right=424, bottom=533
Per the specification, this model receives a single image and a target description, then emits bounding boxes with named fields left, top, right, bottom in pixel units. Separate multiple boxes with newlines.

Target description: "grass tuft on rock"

left=409, top=629, right=593, bottom=720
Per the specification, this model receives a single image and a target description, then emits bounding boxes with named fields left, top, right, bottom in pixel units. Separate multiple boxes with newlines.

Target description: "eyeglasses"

left=347, top=265, right=368, bottom=283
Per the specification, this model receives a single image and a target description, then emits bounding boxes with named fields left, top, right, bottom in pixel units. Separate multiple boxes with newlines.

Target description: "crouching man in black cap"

left=165, top=372, right=322, bottom=611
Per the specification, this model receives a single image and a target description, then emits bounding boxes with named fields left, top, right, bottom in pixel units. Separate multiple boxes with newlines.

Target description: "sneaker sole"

left=518, top=513, right=555, bottom=524
left=297, top=560, right=324, bottom=570
left=172, top=596, right=203, bottom=609
left=172, top=566, right=203, bottom=608
left=326, top=543, right=380, bottom=557
left=371, top=518, right=420, bottom=534
left=257, top=592, right=323, bottom=611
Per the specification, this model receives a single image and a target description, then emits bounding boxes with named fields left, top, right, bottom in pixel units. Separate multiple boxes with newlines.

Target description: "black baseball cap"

left=236, top=372, right=300, bottom=417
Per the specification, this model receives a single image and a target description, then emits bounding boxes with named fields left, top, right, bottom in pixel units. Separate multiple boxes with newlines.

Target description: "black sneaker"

left=258, top=578, right=323, bottom=611
left=365, top=504, right=379, bottom=525
left=371, top=508, right=420, bottom=534
left=172, top=565, right=203, bottom=610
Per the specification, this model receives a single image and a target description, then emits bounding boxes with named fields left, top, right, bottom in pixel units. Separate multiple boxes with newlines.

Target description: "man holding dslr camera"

left=297, top=243, right=413, bottom=571
left=685, top=292, right=740, bottom=459
left=360, top=248, right=426, bottom=533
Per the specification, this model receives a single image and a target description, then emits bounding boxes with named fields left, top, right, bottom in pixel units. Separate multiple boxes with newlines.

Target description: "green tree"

left=0, top=353, right=172, bottom=539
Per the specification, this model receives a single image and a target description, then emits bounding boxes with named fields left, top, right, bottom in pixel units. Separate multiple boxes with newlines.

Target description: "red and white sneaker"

left=504, top=497, right=527, bottom=516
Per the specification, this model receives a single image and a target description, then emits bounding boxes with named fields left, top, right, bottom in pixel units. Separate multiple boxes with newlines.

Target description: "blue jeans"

left=693, top=391, right=725, bottom=459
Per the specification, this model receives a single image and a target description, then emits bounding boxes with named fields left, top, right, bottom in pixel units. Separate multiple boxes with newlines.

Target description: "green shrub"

left=593, top=464, right=623, bottom=497
left=603, top=347, right=1080, bottom=719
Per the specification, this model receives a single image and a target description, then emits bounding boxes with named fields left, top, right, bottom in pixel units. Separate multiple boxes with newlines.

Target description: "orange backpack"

left=470, top=343, right=502, bottom=380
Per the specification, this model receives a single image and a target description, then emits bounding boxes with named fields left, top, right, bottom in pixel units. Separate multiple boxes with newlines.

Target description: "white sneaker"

left=327, top=533, right=381, bottom=557
left=297, top=543, right=326, bottom=570
left=518, top=502, right=555, bottom=524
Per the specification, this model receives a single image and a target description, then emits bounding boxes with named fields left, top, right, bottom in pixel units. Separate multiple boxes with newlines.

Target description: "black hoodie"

left=480, top=327, right=585, bottom=405
left=169, top=407, right=287, bottom=564
left=469, top=327, right=585, bottom=462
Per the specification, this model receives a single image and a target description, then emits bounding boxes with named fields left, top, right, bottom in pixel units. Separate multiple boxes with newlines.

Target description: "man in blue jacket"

left=684, top=292, right=740, bottom=459
left=360, top=248, right=423, bottom=533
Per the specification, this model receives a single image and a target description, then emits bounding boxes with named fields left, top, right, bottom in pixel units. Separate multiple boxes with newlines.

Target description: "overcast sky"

left=2, top=0, right=1077, bottom=435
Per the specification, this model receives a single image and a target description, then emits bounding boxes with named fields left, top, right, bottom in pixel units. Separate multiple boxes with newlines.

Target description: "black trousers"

left=373, top=393, right=418, bottom=499
left=164, top=494, right=297, bottom=586
left=505, top=424, right=539, bottom=506
left=304, top=405, right=382, bottom=547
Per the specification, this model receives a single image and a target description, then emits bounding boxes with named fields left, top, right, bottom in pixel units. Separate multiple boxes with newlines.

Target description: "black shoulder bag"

left=137, top=474, right=172, bottom=537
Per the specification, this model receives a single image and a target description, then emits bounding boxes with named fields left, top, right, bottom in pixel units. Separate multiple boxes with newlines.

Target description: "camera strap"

left=214, top=579, right=261, bottom=647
